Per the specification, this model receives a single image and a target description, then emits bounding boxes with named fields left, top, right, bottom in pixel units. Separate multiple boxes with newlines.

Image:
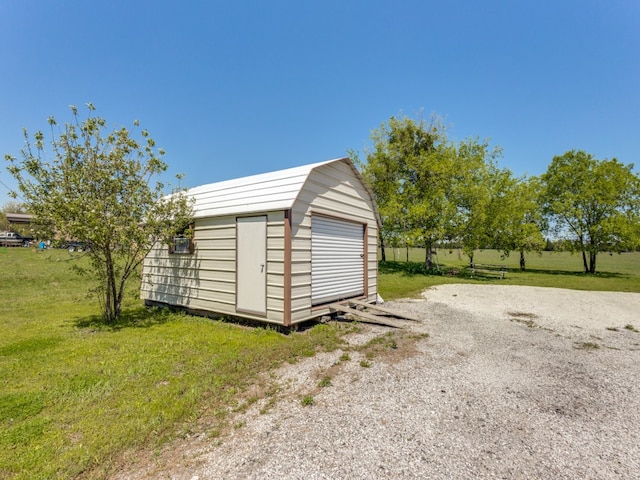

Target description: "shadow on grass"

left=379, top=261, right=626, bottom=279
left=74, top=304, right=303, bottom=335
left=516, top=267, right=625, bottom=279
left=379, top=261, right=445, bottom=276
left=74, top=306, right=177, bottom=331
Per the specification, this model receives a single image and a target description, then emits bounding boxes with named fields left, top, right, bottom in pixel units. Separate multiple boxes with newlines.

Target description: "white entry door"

left=236, top=216, right=267, bottom=315
left=311, top=216, right=365, bottom=305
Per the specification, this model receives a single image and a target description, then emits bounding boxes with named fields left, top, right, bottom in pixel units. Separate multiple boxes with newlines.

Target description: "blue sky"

left=1, top=0, right=638, bottom=206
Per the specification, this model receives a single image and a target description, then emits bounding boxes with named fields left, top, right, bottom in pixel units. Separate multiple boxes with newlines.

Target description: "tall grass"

left=0, top=248, right=344, bottom=479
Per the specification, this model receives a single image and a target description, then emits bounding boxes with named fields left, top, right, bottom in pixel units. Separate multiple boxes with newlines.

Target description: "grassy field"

left=0, top=248, right=346, bottom=480
left=1, top=246, right=639, bottom=479
left=378, top=248, right=640, bottom=299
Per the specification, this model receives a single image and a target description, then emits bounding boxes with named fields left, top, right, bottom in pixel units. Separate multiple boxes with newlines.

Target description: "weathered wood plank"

left=346, top=299, right=422, bottom=322
left=328, top=303, right=405, bottom=328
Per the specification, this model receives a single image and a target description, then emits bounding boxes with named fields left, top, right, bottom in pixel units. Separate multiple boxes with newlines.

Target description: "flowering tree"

left=5, top=104, right=193, bottom=322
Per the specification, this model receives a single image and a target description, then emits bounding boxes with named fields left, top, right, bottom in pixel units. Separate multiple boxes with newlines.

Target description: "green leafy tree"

left=359, top=115, right=453, bottom=268
left=5, top=104, right=193, bottom=322
left=0, top=201, right=28, bottom=231
left=448, top=138, right=504, bottom=265
left=360, top=114, right=504, bottom=269
left=1, top=200, right=27, bottom=214
left=540, top=150, right=640, bottom=273
left=489, top=175, right=546, bottom=270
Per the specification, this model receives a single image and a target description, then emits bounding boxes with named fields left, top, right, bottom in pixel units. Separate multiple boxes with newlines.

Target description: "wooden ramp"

left=327, top=300, right=421, bottom=328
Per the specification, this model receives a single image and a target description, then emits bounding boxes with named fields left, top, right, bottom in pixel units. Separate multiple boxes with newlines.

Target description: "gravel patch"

left=114, top=285, right=640, bottom=479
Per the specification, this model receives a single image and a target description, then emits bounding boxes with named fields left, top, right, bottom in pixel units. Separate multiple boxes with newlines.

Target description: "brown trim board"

left=283, top=209, right=292, bottom=326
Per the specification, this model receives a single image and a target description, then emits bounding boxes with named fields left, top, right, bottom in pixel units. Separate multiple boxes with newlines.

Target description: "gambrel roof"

left=187, top=157, right=378, bottom=221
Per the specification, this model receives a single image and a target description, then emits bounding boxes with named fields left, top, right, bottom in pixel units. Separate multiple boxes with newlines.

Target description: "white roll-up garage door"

left=311, top=216, right=364, bottom=305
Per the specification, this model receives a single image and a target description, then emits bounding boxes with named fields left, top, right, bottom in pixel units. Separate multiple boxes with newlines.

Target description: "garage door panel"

left=311, top=216, right=364, bottom=305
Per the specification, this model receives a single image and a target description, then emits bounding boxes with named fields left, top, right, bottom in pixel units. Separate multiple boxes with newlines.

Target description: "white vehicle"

left=0, top=231, right=32, bottom=247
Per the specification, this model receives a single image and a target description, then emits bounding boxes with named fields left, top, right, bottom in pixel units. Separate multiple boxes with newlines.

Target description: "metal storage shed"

left=140, top=157, right=380, bottom=327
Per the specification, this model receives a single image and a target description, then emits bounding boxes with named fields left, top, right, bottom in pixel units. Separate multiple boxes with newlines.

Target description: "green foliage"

left=359, top=113, right=506, bottom=267
left=0, top=201, right=31, bottom=235
left=0, top=249, right=345, bottom=479
left=540, top=150, right=640, bottom=273
left=5, top=104, right=194, bottom=322
left=0, top=201, right=26, bottom=214
left=359, top=114, right=451, bottom=266
left=449, top=138, right=505, bottom=259
left=359, top=117, right=640, bottom=276
left=485, top=175, right=546, bottom=270
left=380, top=260, right=443, bottom=276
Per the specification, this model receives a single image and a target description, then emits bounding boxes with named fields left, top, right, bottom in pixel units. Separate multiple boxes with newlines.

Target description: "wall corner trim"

left=283, top=209, right=293, bottom=326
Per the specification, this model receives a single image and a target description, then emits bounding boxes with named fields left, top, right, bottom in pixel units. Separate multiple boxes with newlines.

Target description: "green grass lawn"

left=1, top=246, right=638, bottom=479
left=0, top=248, right=345, bottom=480
left=378, top=248, right=640, bottom=299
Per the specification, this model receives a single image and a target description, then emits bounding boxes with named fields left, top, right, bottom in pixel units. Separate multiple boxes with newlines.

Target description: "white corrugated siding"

left=143, top=157, right=380, bottom=326
left=141, top=211, right=288, bottom=324
left=188, top=159, right=343, bottom=218
left=311, top=216, right=364, bottom=305
left=289, top=161, right=379, bottom=322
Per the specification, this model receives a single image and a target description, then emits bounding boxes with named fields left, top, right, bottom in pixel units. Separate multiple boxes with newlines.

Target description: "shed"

left=140, top=157, right=380, bottom=327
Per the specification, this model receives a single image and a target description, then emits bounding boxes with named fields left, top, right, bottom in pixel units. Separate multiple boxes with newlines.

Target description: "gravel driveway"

left=116, top=285, right=640, bottom=479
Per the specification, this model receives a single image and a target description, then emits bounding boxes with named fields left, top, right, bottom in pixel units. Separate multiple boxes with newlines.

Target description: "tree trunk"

left=425, top=238, right=433, bottom=269
left=581, top=250, right=589, bottom=273
left=519, top=250, right=526, bottom=271
left=588, top=237, right=597, bottom=274
left=406, top=245, right=409, bottom=262
left=589, top=251, right=597, bottom=274
left=468, top=251, right=474, bottom=268
left=380, top=237, right=386, bottom=262
left=103, top=248, right=120, bottom=323
left=115, top=291, right=123, bottom=320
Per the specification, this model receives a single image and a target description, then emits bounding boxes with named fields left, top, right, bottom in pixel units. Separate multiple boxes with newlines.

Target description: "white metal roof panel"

left=188, top=158, right=347, bottom=218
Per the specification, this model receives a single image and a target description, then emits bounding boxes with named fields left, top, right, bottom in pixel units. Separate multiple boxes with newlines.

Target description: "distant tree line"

left=356, top=114, right=640, bottom=274
left=0, top=201, right=35, bottom=237
left=1, top=201, right=23, bottom=229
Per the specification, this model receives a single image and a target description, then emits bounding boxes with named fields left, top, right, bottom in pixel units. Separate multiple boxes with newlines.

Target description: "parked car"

left=60, top=241, right=90, bottom=252
left=0, top=231, right=33, bottom=247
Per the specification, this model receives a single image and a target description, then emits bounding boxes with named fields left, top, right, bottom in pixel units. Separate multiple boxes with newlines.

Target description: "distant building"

left=4, top=213, right=34, bottom=225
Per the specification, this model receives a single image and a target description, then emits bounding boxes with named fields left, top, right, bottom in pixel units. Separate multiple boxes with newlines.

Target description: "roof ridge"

left=188, top=157, right=349, bottom=218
